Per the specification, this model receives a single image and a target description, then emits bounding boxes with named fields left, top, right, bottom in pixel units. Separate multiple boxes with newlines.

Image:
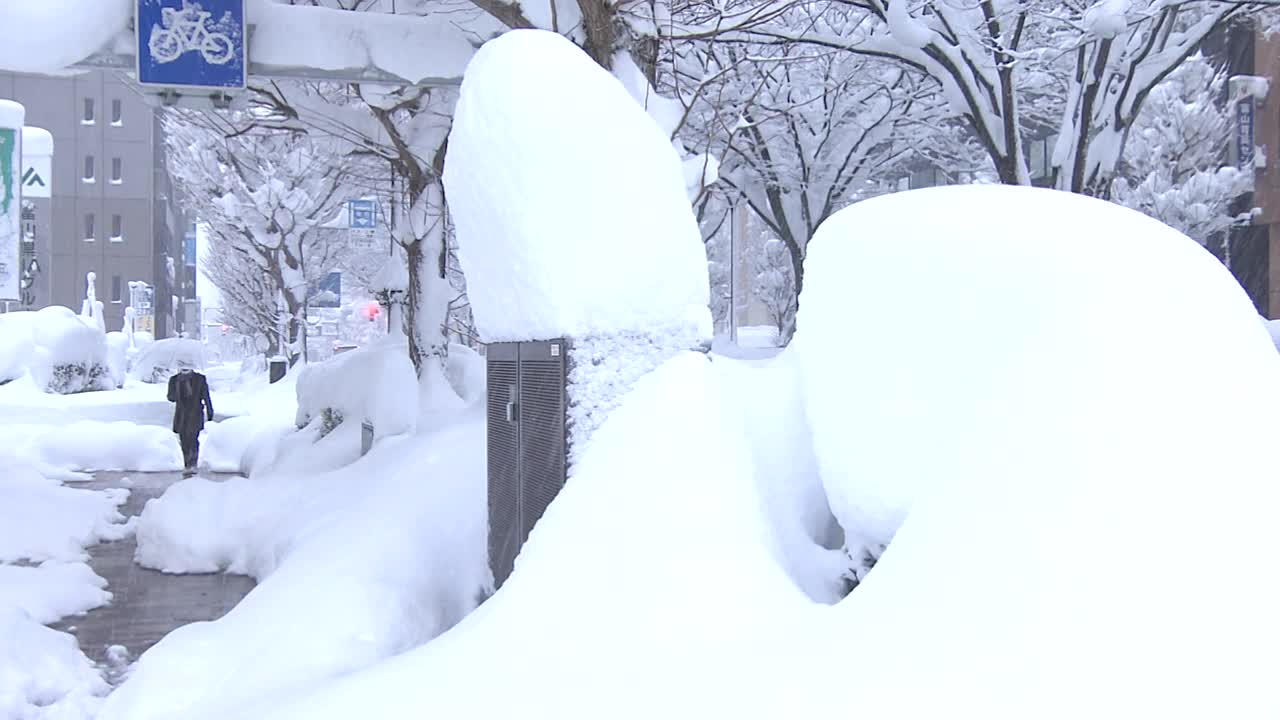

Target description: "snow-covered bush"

left=294, top=338, right=418, bottom=441
left=130, top=338, right=205, bottom=384
left=27, top=307, right=113, bottom=395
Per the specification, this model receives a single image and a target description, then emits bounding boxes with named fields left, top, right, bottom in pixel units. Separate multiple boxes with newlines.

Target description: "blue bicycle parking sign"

left=136, top=0, right=246, bottom=90
left=350, top=199, right=377, bottom=229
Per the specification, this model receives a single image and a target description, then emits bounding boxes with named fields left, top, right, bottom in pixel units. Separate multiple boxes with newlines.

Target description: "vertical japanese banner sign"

left=0, top=100, right=24, bottom=301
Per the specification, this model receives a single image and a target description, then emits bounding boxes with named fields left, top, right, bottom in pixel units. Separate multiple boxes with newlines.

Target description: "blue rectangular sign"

left=1237, top=99, right=1255, bottom=170
left=137, top=0, right=246, bottom=90
left=308, top=271, right=342, bottom=308
left=350, top=199, right=377, bottom=229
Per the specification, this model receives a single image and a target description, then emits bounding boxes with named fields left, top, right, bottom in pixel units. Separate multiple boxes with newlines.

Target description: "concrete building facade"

left=0, top=70, right=188, bottom=337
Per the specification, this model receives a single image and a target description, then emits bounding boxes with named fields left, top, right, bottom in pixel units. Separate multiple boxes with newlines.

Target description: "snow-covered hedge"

left=294, top=338, right=418, bottom=440
left=26, top=307, right=114, bottom=394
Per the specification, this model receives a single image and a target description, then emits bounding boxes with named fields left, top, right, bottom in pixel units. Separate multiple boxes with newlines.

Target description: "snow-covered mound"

left=233, top=185, right=1280, bottom=720
left=444, top=30, right=711, bottom=343
left=0, top=455, right=129, bottom=717
left=294, top=338, right=418, bottom=439
left=26, top=306, right=114, bottom=394
left=100, top=413, right=489, bottom=720
left=6, top=421, right=183, bottom=474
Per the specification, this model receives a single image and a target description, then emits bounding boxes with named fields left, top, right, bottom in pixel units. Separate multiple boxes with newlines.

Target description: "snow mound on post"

left=444, top=29, right=711, bottom=343
left=0, top=0, right=131, bottom=74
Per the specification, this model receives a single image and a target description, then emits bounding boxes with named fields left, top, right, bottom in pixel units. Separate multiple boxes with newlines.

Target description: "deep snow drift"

left=97, top=409, right=489, bottom=720
left=225, top=185, right=1280, bottom=720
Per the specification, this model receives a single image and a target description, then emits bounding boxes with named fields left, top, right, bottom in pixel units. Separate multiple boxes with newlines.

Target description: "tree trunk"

left=403, top=181, right=452, bottom=376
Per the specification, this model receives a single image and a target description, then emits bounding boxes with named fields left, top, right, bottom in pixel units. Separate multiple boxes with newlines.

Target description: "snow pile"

left=445, top=30, right=711, bottom=344
left=294, top=338, right=419, bottom=440
left=232, top=185, right=1280, bottom=720
left=105, top=330, right=130, bottom=388
left=0, top=562, right=110, bottom=624
left=26, top=306, right=114, bottom=394
left=6, top=421, right=182, bottom=473
left=443, top=342, right=486, bottom=404
left=714, top=348, right=848, bottom=602
left=1263, top=317, right=1280, bottom=350
left=247, top=0, right=498, bottom=85
left=101, top=413, right=490, bottom=719
left=0, top=455, right=129, bottom=718
left=0, top=455, right=130, bottom=563
left=0, top=607, right=108, bottom=719
left=130, top=337, right=205, bottom=383
left=0, top=0, right=130, bottom=73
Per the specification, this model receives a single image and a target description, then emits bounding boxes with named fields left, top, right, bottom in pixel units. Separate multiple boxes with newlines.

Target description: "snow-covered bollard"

left=446, top=30, right=712, bottom=462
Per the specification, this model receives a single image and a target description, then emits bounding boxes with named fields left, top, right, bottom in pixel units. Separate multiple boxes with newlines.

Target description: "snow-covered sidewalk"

left=0, top=456, right=130, bottom=718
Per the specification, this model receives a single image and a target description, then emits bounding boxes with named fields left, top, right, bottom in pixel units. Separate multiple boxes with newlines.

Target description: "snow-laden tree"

left=164, top=113, right=355, bottom=363
left=747, top=0, right=1264, bottom=195
left=750, top=235, right=798, bottom=337
left=680, top=38, right=976, bottom=304
left=1111, top=53, right=1254, bottom=246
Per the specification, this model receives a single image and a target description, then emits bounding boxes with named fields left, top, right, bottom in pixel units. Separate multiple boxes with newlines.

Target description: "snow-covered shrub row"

left=567, top=323, right=709, bottom=466
left=29, top=307, right=115, bottom=394
left=294, top=338, right=418, bottom=440
left=0, top=306, right=120, bottom=393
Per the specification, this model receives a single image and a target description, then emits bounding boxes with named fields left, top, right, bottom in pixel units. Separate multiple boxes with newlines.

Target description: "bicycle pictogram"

left=148, top=1, right=236, bottom=65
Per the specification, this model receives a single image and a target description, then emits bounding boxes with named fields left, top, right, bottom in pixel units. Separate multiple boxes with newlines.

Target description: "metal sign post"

left=136, top=0, right=246, bottom=102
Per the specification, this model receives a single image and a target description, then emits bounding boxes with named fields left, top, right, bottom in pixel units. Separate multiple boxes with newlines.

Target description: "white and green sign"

left=21, top=126, right=52, bottom=200
left=0, top=99, right=24, bottom=301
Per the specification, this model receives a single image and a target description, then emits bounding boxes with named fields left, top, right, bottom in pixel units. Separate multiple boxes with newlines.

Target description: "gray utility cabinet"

left=487, top=339, right=569, bottom=589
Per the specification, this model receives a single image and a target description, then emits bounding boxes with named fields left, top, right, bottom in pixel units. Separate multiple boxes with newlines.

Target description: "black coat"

left=168, top=370, right=214, bottom=435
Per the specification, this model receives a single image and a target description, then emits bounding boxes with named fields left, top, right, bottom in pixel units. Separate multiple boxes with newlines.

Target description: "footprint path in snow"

left=51, top=471, right=254, bottom=681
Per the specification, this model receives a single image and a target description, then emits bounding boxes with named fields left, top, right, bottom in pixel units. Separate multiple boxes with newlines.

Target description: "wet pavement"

left=52, top=471, right=255, bottom=670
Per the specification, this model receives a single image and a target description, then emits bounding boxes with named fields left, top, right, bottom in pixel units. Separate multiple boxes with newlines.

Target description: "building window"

left=110, top=157, right=122, bottom=184
left=110, top=99, right=123, bottom=126
left=111, top=214, right=123, bottom=242
left=111, top=275, right=122, bottom=303
left=83, top=155, right=95, bottom=183
left=82, top=98, right=95, bottom=124
left=84, top=214, right=95, bottom=242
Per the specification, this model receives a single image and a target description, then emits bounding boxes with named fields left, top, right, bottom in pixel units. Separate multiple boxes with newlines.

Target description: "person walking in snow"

left=168, top=361, right=214, bottom=476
